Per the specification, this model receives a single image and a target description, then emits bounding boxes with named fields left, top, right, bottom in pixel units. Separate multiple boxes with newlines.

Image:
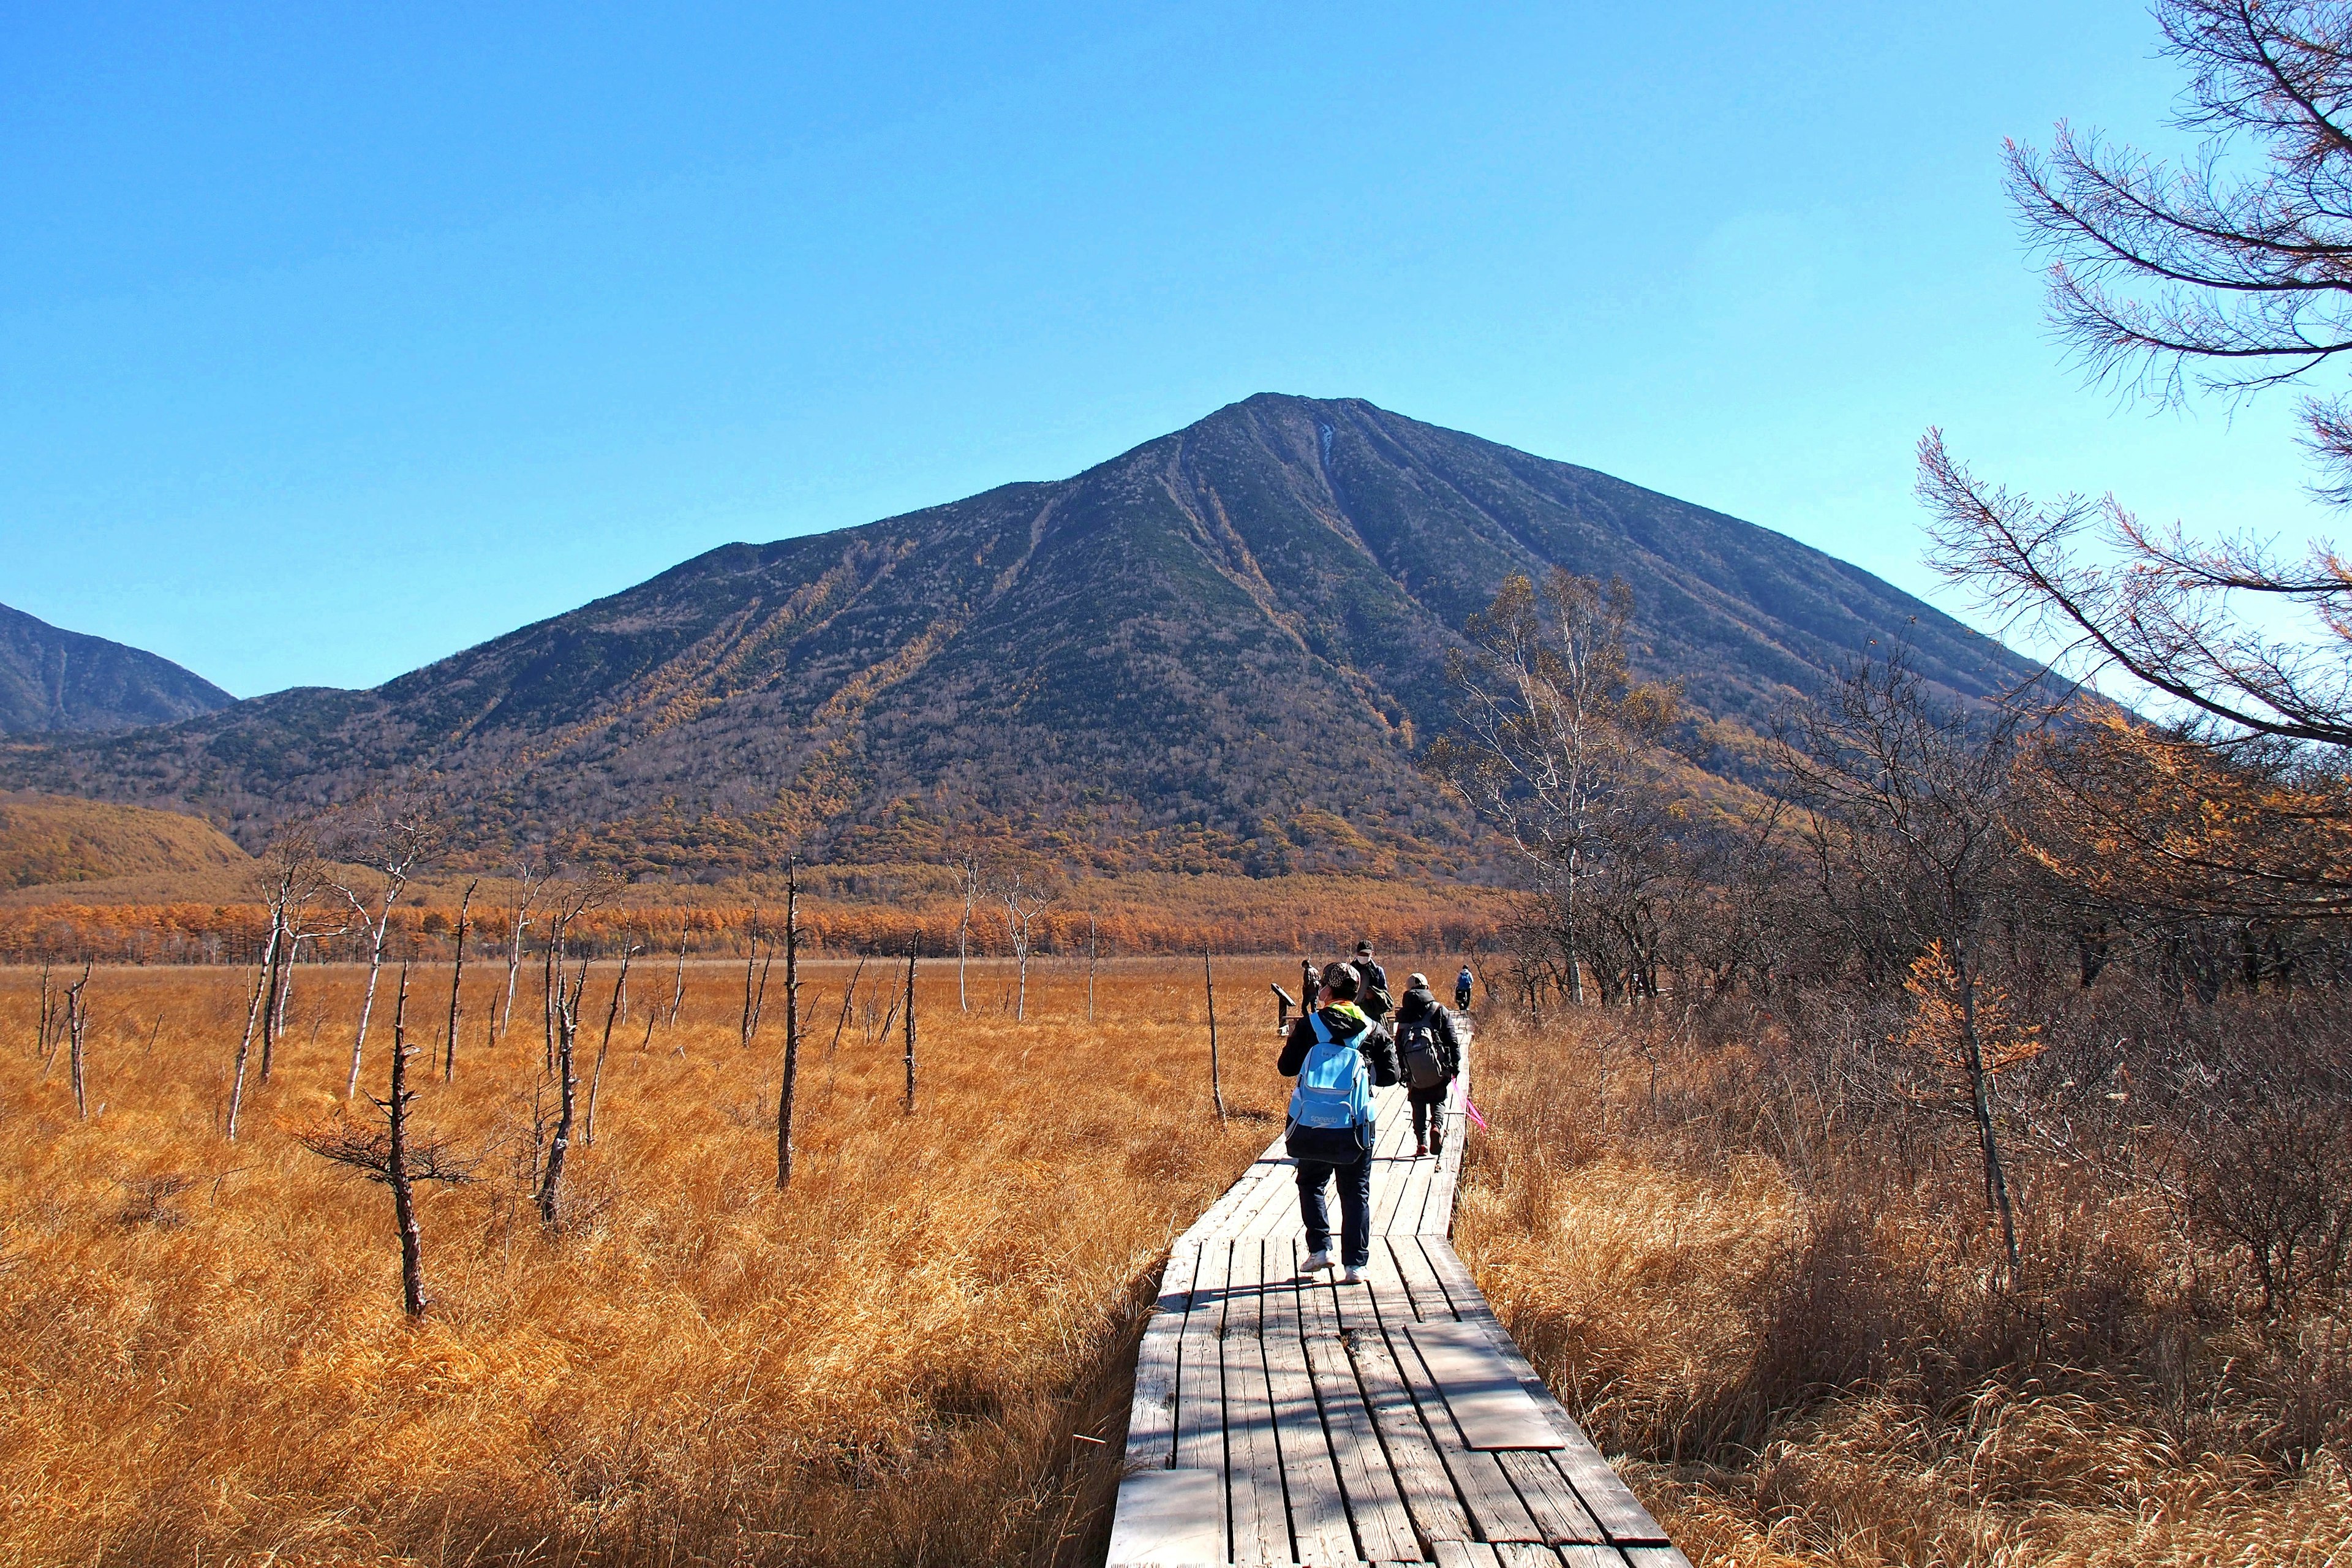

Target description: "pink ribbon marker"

left=1463, top=1100, right=1489, bottom=1131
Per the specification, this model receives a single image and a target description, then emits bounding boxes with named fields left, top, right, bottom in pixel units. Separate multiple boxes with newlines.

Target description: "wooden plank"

left=1430, top=1544, right=1504, bottom=1568
left=1105, top=1468, right=1224, bottom=1567
left=1496, top=1450, right=1607, bottom=1546
left=1619, top=1548, right=1694, bottom=1568
left=1126, top=1242, right=1200, bottom=1471
left=1559, top=1548, right=1634, bottom=1568
left=1220, top=1239, right=1289, bottom=1566
left=1387, top=1234, right=1455, bottom=1323
left=1496, top=1547, right=1574, bottom=1568
left=1329, top=1268, right=1476, bottom=1545
left=1172, top=1240, right=1231, bottom=1476
left=1259, top=1242, right=1355, bottom=1566
left=1404, top=1323, right=1566, bottom=1452
left=1412, top=1242, right=1667, bottom=1547
left=1291, top=1235, right=1423, bottom=1564
left=1359, top=1247, right=1545, bottom=1544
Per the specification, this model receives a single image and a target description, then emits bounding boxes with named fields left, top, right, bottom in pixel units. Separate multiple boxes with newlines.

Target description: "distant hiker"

left=1280, top=960, right=1398, bottom=1285
left=1393, top=973, right=1464, bottom=1159
left=1352, top=940, right=1393, bottom=1020
left=1455, top=964, right=1475, bottom=1012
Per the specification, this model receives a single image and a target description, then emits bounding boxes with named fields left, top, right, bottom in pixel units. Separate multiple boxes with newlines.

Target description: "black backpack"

left=1398, top=1015, right=1446, bottom=1091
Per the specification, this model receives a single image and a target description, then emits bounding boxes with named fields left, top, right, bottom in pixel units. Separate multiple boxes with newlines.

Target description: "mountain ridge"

left=1, top=395, right=2036, bottom=873
left=0, top=603, right=236, bottom=735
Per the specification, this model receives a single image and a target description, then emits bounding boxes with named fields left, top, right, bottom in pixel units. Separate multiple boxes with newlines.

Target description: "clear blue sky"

left=2, top=1, right=2325, bottom=696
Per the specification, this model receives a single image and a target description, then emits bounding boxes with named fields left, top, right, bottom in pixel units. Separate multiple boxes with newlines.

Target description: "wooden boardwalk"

left=1107, top=1040, right=1692, bottom=1568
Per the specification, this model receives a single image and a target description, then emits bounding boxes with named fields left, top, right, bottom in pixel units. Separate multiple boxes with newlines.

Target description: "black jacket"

left=1278, top=1005, right=1399, bottom=1088
left=1391, top=987, right=1463, bottom=1095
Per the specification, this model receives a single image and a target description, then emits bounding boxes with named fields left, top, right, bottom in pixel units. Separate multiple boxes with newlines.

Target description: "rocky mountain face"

left=0, top=603, right=235, bottom=734
left=3, top=396, right=2034, bottom=873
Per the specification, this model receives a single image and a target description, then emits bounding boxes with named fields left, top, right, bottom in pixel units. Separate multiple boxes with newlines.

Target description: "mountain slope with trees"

left=2, top=395, right=2036, bottom=872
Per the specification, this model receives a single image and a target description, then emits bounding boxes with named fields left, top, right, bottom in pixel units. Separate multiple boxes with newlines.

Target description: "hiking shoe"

left=1414, top=1140, right=1428, bottom=1158
left=1301, top=1249, right=1332, bottom=1275
left=1431, top=1129, right=1445, bottom=1157
left=1341, top=1265, right=1366, bottom=1286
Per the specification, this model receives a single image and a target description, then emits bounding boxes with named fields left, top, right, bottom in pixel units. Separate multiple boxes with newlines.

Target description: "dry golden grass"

left=0, top=951, right=1446, bottom=1566
left=1457, top=1008, right=2352, bottom=1567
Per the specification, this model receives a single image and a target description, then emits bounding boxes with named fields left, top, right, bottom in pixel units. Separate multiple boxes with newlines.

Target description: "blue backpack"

left=1289, top=1013, right=1374, bottom=1141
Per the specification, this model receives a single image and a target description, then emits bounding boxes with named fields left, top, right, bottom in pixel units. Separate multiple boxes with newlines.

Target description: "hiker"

left=1279, top=960, right=1398, bottom=1284
left=1352, top=940, right=1393, bottom=1020
left=1455, top=964, right=1475, bottom=1012
left=1393, top=973, right=1464, bottom=1159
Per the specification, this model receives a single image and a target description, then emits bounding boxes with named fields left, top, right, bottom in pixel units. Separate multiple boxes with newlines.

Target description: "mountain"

left=0, top=603, right=235, bottom=734
left=1, top=395, right=2036, bottom=874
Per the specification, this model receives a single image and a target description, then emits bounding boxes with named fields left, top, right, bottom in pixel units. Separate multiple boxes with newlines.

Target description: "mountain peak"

left=0, top=603, right=235, bottom=736
left=6, top=399, right=2029, bottom=872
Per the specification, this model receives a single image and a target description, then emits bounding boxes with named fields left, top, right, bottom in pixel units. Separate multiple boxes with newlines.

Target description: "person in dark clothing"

left=1353, top=940, right=1393, bottom=1020
left=1278, top=960, right=1399, bottom=1284
left=1393, top=973, right=1464, bottom=1159
left=1455, top=965, right=1475, bottom=1012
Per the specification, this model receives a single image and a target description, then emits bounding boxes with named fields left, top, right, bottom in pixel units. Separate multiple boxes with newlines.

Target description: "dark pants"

left=1412, top=1095, right=1444, bottom=1144
left=1295, top=1145, right=1373, bottom=1268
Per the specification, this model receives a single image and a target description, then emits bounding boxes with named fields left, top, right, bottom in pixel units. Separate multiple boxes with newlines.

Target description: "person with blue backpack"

left=1278, top=959, right=1398, bottom=1284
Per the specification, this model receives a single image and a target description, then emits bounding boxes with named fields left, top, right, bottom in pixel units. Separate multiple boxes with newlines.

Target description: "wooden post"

left=901, top=940, right=918, bottom=1116
left=444, top=878, right=476, bottom=1083
left=1205, top=952, right=1226, bottom=1123
left=777, top=862, right=802, bottom=1189
left=388, top=963, right=428, bottom=1317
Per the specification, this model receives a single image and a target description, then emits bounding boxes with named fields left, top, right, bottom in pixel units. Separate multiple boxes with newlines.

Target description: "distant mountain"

left=0, top=603, right=235, bottom=734
left=0, top=793, right=251, bottom=889
left=3, top=396, right=2035, bottom=873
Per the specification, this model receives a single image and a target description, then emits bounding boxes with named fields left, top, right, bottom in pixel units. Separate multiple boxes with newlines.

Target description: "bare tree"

left=64, top=963, right=91, bottom=1118
left=585, top=944, right=635, bottom=1147
left=443, top=878, right=478, bottom=1083
left=901, top=941, right=918, bottom=1115
left=537, top=961, right=590, bottom=1230
left=957, top=855, right=979, bottom=1011
left=995, top=869, right=1060, bottom=1020
left=667, top=914, right=690, bottom=1023
left=1778, top=652, right=2031, bottom=1282
left=495, top=854, right=547, bottom=1045
left=1426, top=571, right=1679, bottom=1002
left=331, top=807, right=437, bottom=1100
left=290, top=963, right=475, bottom=1317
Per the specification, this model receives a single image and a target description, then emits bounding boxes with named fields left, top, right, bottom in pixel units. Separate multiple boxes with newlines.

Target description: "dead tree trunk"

left=34, top=962, right=52, bottom=1060
left=443, top=878, right=476, bottom=1083
left=668, top=918, right=688, bottom=1023
left=901, top=941, right=918, bottom=1115
left=777, top=863, right=803, bottom=1189
left=66, top=963, right=91, bottom=1118
left=1204, top=952, right=1226, bottom=1122
left=257, top=884, right=290, bottom=1082
left=537, top=967, right=587, bottom=1230
left=586, top=948, right=633, bottom=1147
left=346, top=881, right=407, bottom=1101
left=957, top=857, right=976, bottom=1012
left=388, top=965, right=428, bottom=1317
left=1955, top=951, right=2023, bottom=1285
left=1088, top=914, right=1098, bottom=1024
left=226, top=925, right=283, bottom=1140
left=739, top=910, right=762, bottom=1048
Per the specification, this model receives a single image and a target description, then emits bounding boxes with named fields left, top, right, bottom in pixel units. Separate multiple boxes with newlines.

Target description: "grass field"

left=0, top=951, right=1410, bottom=1566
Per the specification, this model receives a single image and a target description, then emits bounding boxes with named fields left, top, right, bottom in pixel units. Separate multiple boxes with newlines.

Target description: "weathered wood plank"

left=1105, top=1467, right=1224, bottom=1567
left=1173, top=1240, right=1231, bottom=1476
left=1330, top=1266, right=1476, bottom=1545
left=1430, top=1543, right=1505, bottom=1568
left=1291, top=1235, right=1423, bottom=1564
left=1405, top=1322, right=1567, bottom=1452
left=1412, top=1241, right=1667, bottom=1547
left=1126, top=1242, right=1204, bottom=1471
left=1261, top=1243, right=1355, bottom=1566
left=1619, top=1547, right=1694, bottom=1568
left=1362, top=1243, right=1545, bottom=1544
left=1559, top=1547, right=1635, bottom=1568
left=1221, top=1239, right=1289, bottom=1566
